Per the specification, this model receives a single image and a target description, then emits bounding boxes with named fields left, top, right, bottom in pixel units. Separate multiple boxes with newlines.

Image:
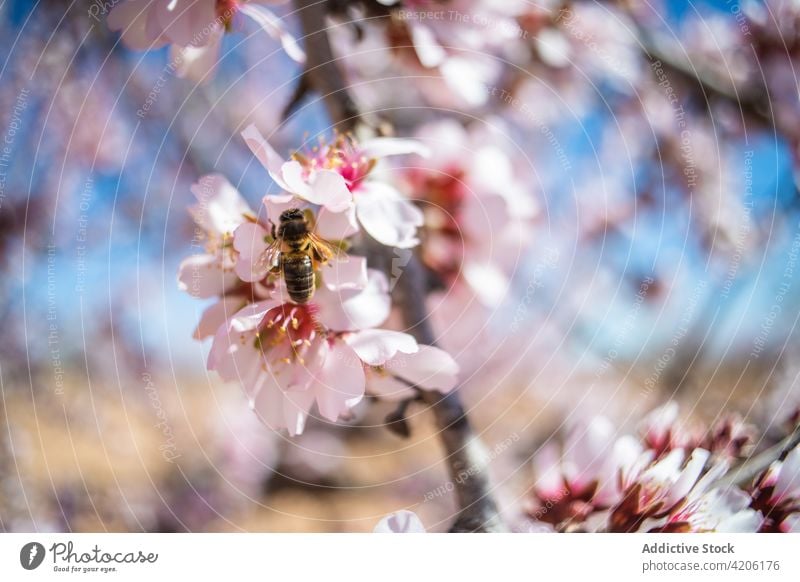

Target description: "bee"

left=260, top=208, right=344, bottom=304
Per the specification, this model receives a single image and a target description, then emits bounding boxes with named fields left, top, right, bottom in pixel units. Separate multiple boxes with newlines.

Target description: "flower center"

left=254, top=303, right=322, bottom=365
left=293, top=134, right=376, bottom=190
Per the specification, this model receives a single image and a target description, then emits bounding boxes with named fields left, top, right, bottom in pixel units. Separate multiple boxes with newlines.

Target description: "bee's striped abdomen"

left=282, top=252, right=315, bottom=304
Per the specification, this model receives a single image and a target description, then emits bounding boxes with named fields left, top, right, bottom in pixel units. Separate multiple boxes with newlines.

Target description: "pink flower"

left=177, top=174, right=252, bottom=300
left=374, top=510, right=425, bottom=533
left=108, top=0, right=304, bottom=82
left=241, top=124, right=427, bottom=248
left=207, top=270, right=459, bottom=435
left=405, top=119, right=538, bottom=307
left=664, top=487, right=762, bottom=533
left=751, top=445, right=800, bottom=532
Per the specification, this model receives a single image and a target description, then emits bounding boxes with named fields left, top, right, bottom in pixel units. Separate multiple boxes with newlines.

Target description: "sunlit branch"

left=292, top=0, right=506, bottom=532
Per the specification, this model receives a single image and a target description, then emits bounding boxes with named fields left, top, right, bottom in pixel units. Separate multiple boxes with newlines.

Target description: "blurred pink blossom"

left=108, top=0, right=304, bottom=81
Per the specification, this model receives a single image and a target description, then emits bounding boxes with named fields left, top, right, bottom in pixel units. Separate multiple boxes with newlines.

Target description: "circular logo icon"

left=19, top=542, right=45, bottom=570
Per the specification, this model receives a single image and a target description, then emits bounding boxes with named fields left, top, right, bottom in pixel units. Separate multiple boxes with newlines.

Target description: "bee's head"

left=280, top=208, right=305, bottom=223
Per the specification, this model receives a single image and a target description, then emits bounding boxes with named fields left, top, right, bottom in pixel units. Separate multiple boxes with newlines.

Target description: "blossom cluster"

left=523, top=404, right=799, bottom=533
left=108, top=0, right=305, bottom=81
left=176, top=127, right=458, bottom=434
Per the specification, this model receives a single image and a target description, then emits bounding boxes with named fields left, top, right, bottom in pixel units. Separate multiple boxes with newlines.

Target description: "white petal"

left=263, top=194, right=300, bottom=224
left=774, top=445, right=800, bottom=501
left=315, top=205, right=360, bottom=240
left=170, top=24, right=223, bottom=82
left=346, top=329, right=418, bottom=366
left=250, top=373, right=287, bottom=429
left=359, top=137, right=431, bottom=159
left=355, top=182, right=423, bottom=248
left=365, top=371, right=416, bottom=401
left=282, top=390, right=315, bottom=436
left=177, top=253, right=239, bottom=298
left=189, top=173, right=251, bottom=235
left=374, top=510, right=425, bottom=533
left=193, top=296, right=247, bottom=340
left=241, top=124, right=290, bottom=189
left=229, top=299, right=279, bottom=332
left=239, top=3, right=306, bottom=64
left=312, top=341, right=366, bottom=422
left=410, top=23, right=446, bottom=68
left=233, top=222, right=271, bottom=282
left=315, top=269, right=390, bottom=331
left=156, top=0, right=216, bottom=47
left=463, top=262, right=509, bottom=307
left=666, top=449, right=710, bottom=508
left=387, top=345, right=459, bottom=393
left=439, top=56, right=492, bottom=107
left=107, top=1, right=167, bottom=50
left=310, top=169, right=353, bottom=212
left=321, top=256, right=368, bottom=291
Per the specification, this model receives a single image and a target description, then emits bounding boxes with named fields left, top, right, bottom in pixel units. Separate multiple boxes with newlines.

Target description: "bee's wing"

left=307, top=233, right=347, bottom=265
left=255, top=238, right=283, bottom=272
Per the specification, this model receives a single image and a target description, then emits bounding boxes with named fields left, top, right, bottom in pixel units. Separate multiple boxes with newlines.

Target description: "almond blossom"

left=241, top=124, right=427, bottom=248
left=750, top=445, right=800, bottom=532
left=527, top=406, right=767, bottom=533
left=207, top=276, right=458, bottom=435
left=177, top=173, right=252, bottom=300
left=405, top=119, right=538, bottom=307
left=108, top=0, right=304, bottom=81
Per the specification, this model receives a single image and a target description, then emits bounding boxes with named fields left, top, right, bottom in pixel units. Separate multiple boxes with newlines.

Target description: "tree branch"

left=293, top=0, right=360, bottom=132
left=712, top=423, right=800, bottom=491
left=292, top=0, right=506, bottom=532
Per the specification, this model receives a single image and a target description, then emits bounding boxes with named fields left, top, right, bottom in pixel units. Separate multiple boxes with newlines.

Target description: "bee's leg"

left=271, top=223, right=277, bottom=239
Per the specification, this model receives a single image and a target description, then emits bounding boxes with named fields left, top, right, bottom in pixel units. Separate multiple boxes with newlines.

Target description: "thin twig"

left=292, top=0, right=506, bottom=532
left=293, top=0, right=360, bottom=132
left=712, top=424, right=800, bottom=491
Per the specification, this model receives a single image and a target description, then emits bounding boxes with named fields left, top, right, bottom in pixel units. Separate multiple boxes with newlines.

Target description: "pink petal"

left=309, top=169, right=353, bottom=212
left=170, top=24, right=223, bottom=82
left=238, top=3, right=306, bottom=64
left=774, top=446, right=800, bottom=501
left=315, top=269, right=390, bottom=331
left=463, top=262, right=509, bottom=308
left=189, top=173, right=251, bottom=235
left=193, top=296, right=247, bottom=340
left=365, top=372, right=416, bottom=401
left=359, top=137, right=431, bottom=159
left=665, top=449, right=710, bottom=509
left=241, top=124, right=290, bottom=189
left=177, top=253, right=239, bottom=298
left=387, top=345, right=459, bottom=393
left=315, top=205, right=360, bottom=240
left=156, top=0, right=216, bottom=47
left=250, top=372, right=286, bottom=426
left=312, top=342, right=366, bottom=422
left=263, top=194, right=300, bottom=224
left=374, top=510, right=425, bottom=533
left=439, top=56, right=492, bottom=107
left=229, top=299, right=279, bottom=333
left=355, top=182, right=423, bottom=248
left=108, top=1, right=167, bottom=50
left=410, top=23, right=446, bottom=68
left=321, top=256, right=368, bottom=291
left=346, top=329, right=418, bottom=367
left=282, top=390, right=315, bottom=436
left=233, top=222, right=271, bottom=282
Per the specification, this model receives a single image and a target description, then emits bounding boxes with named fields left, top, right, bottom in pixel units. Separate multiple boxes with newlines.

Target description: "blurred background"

left=2, top=0, right=800, bottom=532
